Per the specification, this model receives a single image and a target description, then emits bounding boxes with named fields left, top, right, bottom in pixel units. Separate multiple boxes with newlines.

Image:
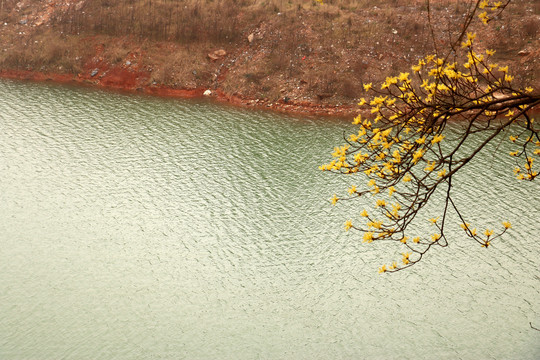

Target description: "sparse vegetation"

left=0, top=0, right=538, bottom=113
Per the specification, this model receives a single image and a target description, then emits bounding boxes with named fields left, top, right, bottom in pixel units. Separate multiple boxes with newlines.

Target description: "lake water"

left=0, top=79, right=539, bottom=359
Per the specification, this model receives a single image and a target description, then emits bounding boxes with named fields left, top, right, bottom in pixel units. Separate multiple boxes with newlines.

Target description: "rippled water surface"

left=1, top=79, right=539, bottom=359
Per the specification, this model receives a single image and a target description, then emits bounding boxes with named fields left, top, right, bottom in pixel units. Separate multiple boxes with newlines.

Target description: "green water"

left=0, top=79, right=538, bottom=359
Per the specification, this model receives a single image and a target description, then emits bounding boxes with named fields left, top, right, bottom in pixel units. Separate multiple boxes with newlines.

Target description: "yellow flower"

left=386, top=76, right=398, bottom=85
left=525, top=87, right=533, bottom=93
left=428, top=68, right=440, bottom=77
left=376, top=199, right=387, bottom=207
left=398, top=72, right=410, bottom=82
left=331, top=194, right=339, bottom=205
left=348, top=185, right=357, bottom=195
left=431, top=233, right=441, bottom=242
left=429, top=217, right=439, bottom=224
left=360, top=209, right=369, bottom=217
left=378, top=264, right=387, bottom=273
left=388, top=186, right=396, bottom=196
left=502, top=221, right=512, bottom=229
left=461, top=39, right=472, bottom=48
left=438, top=169, right=447, bottom=178
left=402, top=174, right=412, bottom=182
left=412, top=149, right=424, bottom=164
left=344, top=220, right=353, bottom=231
left=363, top=83, right=373, bottom=92
left=486, top=49, right=496, bottom=56
left=484, top=229, right=494, bottom=237
left=354, top=152, right=367, bottom=163
left=358, top=98, right=367, bottom=106
left=425, top=161, right=436, bottom=172
left=401, top=252, right=411, bottom=265
left=460, top=222, right=470, bottom=230
left=332, top=146, right=345, bottom=157
left=478, top=11, right=489, bottom=24
left=413, top=237, right=420, bottom=243
left=400, top=236, right=409, bottom=244
left=371, top=96, right=387, bottom=106
left=481, top=241, right=491, bottom=248
left=363, top=232, right=374, bottom=242
left=432, top=134, right=445, bottom=144
left=352, top=115, right=362, bottom=125
left=437, top=84, right=450, bottom=92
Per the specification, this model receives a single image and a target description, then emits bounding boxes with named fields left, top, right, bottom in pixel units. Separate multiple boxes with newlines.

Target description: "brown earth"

left=0, top=0, right=538, bottom=117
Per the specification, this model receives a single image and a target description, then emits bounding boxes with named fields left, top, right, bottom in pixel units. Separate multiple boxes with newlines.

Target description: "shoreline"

left=4, top=69, right=537, bottom=121
left=1, top=1, right=537, bottom=124
left=0, top=69, right=359, bottom=120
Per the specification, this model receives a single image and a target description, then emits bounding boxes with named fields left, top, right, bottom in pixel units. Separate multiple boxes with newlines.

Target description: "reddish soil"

left=1, top=0, right=538, bottom=118
left=0, top=66, right=359, bottom=118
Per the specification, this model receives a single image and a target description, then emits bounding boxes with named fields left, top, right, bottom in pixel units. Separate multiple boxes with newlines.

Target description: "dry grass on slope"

left=0, top=0, right=538, bottom=106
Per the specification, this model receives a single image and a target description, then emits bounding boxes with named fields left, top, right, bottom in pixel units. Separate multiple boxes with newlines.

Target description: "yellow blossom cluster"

left=322, top=0, right=537, bottom=273
left=509, top=140, right=539, bottom=181
left=477, top=0, right=507, bottom=24
left=460, top=221, right=512, bottom=248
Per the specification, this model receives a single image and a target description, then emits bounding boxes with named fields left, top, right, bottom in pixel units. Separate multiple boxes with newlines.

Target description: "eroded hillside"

left=1, top=0, right=538, bottom=114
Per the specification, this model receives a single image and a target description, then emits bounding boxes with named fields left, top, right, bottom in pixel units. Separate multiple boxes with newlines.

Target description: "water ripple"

left=0, top=79, right=539, bottom=360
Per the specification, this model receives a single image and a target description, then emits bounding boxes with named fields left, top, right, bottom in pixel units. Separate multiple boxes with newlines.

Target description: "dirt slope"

left=0, top=0, right=538, bottom=116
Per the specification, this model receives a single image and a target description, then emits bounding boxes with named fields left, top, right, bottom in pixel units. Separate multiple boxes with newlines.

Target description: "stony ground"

left=1, top=0, right=538, bottom=116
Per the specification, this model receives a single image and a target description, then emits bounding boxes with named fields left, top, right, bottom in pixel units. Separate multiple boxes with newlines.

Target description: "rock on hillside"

left=0, top=0, right=538, bottom=115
